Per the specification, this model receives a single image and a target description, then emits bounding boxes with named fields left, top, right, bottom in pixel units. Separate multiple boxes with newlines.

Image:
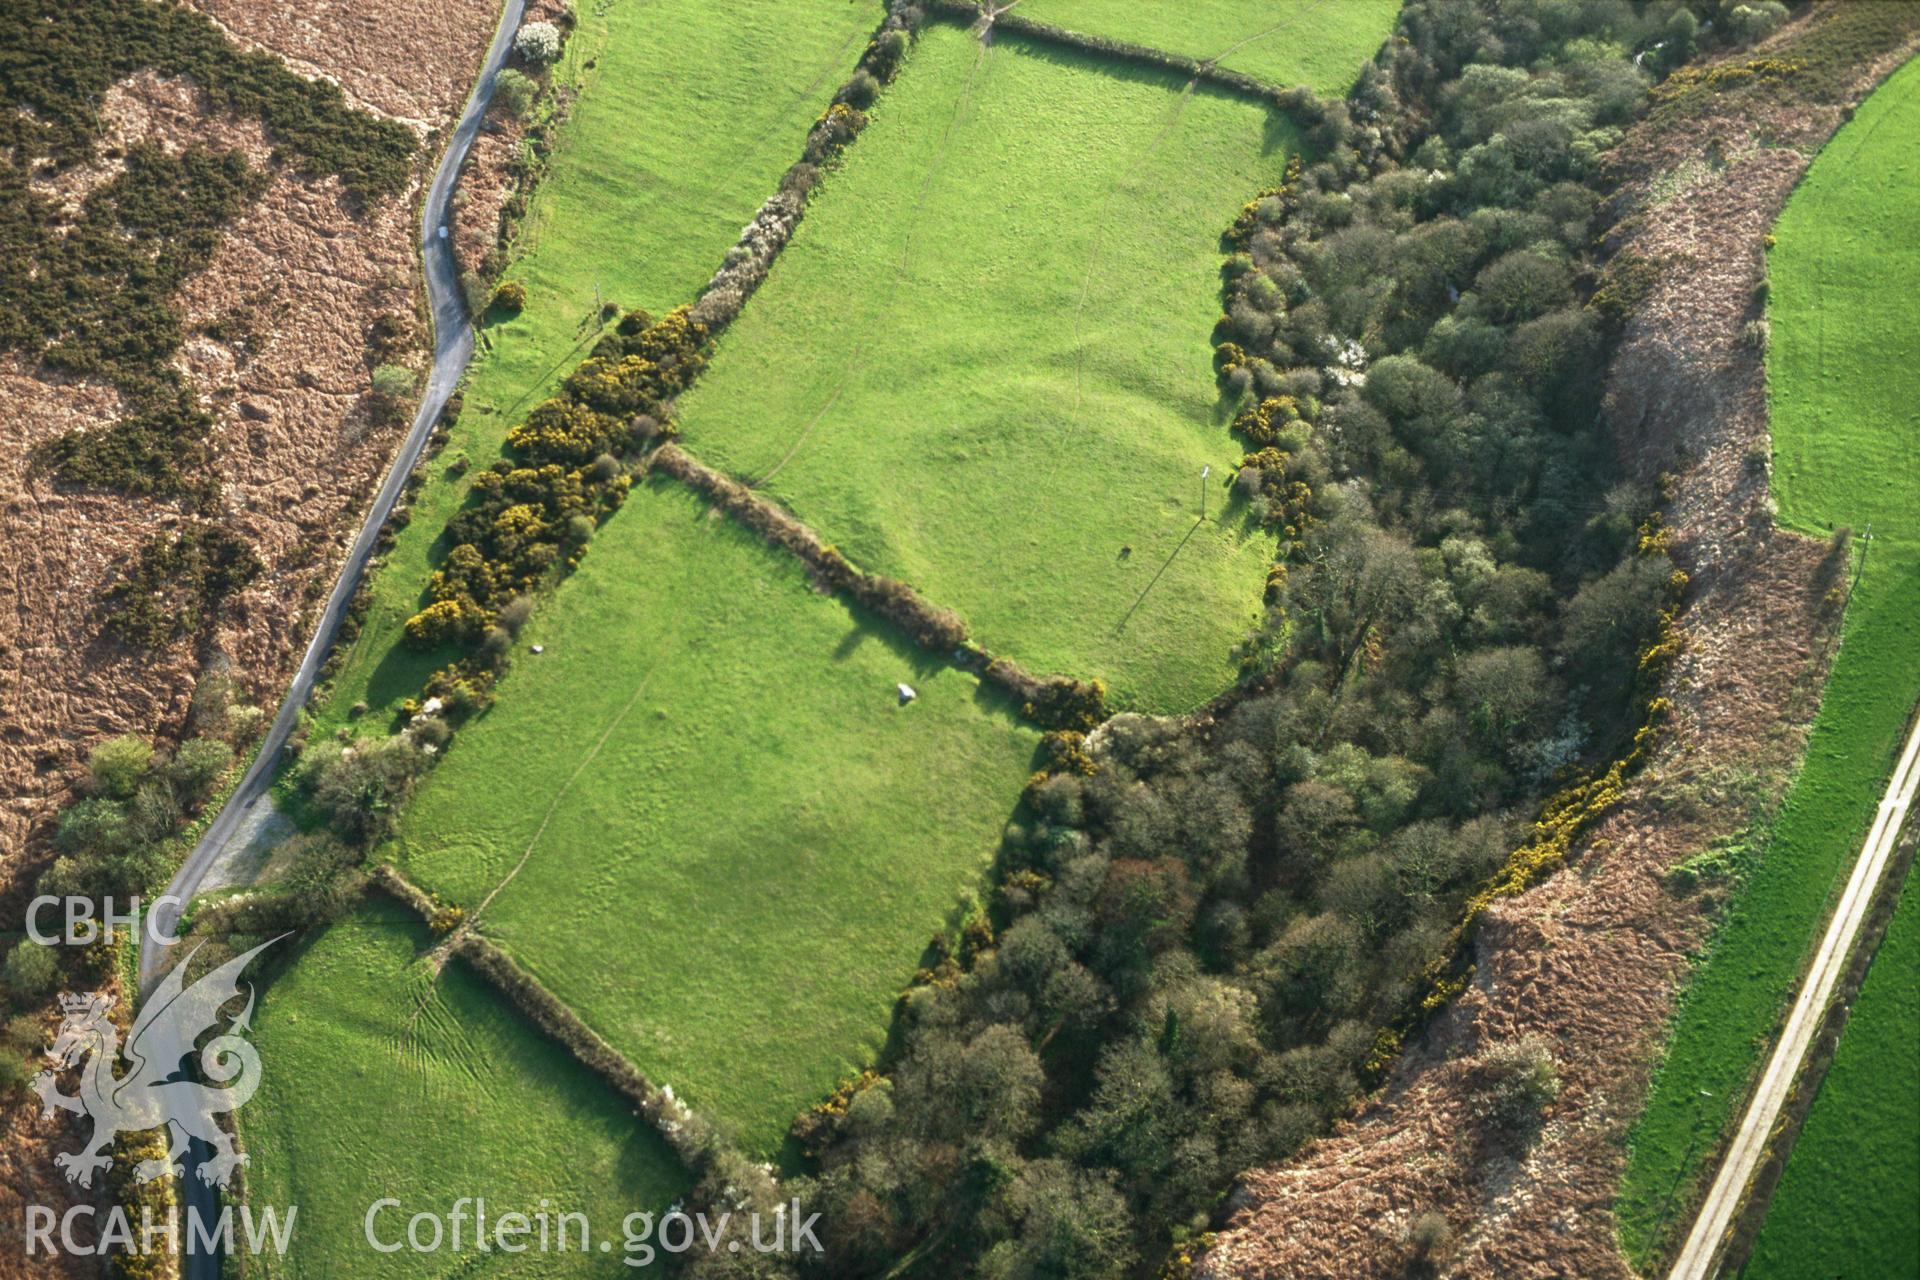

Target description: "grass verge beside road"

left=1744, top=859, right=1919, bottom=1278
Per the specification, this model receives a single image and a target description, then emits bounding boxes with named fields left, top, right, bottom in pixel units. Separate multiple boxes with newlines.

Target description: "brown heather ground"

left=0, top=6, right=509, bottom=1272
left=186, top=0, right=500, bottom=127
left=0, top=0, right=502, bottom=876
left=1198, top=6, right=1920, bottom=1277
left=0, top=69, right=419, bottom=878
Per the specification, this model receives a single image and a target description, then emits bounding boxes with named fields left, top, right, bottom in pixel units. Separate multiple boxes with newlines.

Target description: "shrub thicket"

left=5, top=0, right=416, bottom=495
left=491, top=279, right=529, bottom=312
left=513, top=20, right=562, bottom=66
left=493, top=67, right=538, bottom=120
left=1, top=0, right=414, bottom=197
left=392, top=2, right=933, bottom=722
left=6, top=671, right=259, bottom=1101
left=2, top=942, right=58, bottom=1000
left=394, top=307, right=709, bottom=706
left=368, top=362, right=420, bottom=425
left=37, top=709, right=253, bottom=912
left=20, top=144, right=266, bottom=495
left=1470, top=1034, right=1562, bottom=1139
left=295, top=728, right=437, bottom=847
left=100, top=523, right=261, bottom=648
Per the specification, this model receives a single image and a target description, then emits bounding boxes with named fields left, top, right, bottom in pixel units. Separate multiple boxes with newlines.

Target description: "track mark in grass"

left=755, top=382, right=846, bottom=489
left=246, top=908, right=690, bottom=1275
left=1200, top=0, right=1340, bottom=70
left=486, top=308, right=612, bottom=425
left=390, top=482, right=1040, bottom=1151
left=755, top=37, right=994, bottom=489
left=468, top=628, right=678, bottom=931
left=676, top=25, right=1289, bottom=706
left=741, top=24, right=872, bottom=157
left=397, top=964, right=499, bottom=1104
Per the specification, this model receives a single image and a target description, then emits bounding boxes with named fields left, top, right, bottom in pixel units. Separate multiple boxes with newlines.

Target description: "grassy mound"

left=1618, top=51, right=1920, bottom=1269
left=387, top=479, right=1038, bottom=1154
left=675, top=25, right=1290, bottom=711
left=243, top=904, right=689, bottom=1277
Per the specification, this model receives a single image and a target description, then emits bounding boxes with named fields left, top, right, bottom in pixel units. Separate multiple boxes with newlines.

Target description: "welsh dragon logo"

left=32, top=937, right=280, bottom=1189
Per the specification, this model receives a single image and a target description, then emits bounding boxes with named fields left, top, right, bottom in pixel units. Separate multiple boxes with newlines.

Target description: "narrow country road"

left=140, top=3, right=527, bottom=1274
left=1668, top=704, right=1920, bottom=1280
left=140, top=0, right=526, bottom=993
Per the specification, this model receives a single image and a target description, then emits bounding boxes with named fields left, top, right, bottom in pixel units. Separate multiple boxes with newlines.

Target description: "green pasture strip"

left=675, top=24, right=1290, bottom=712
left=387, top=478, right=1039, bottom=1156
left=243, top=903, right=689, bottom=1278
left=1618, top=52, right=1920, bottom=1268
left=308, top=0, right=882, bottom=736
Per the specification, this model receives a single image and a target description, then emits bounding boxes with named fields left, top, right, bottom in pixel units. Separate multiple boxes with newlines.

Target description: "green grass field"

left=1745, top=866, right=1919, bottom=1279
left=675, top=25, right=1293, bottom=712
left=1017, top=0, right=1400, bottom=92
left=259, top=0, right=1396, bottom=1221
left=311, top=0, right=882, bottom=734
left=386, top=479, right=1039, bottom=1155
left=1617, top=52, right=1920, bottom=1270
left=243, top=904, right=690, bottom=1278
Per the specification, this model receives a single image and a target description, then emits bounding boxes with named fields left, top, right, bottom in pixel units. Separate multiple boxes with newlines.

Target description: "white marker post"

left=1200, top=464, right=1211, bottom=521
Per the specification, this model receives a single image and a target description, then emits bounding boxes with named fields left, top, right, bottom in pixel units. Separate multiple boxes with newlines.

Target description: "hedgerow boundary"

left=155, top=852, right=762, bottom=1261
left=926, top=0, right=1292, bottom=104
left=365, top=865, right=782, bottom=1216
left=100, top=928, right=177, bottom=1280
left=259, top=7, right=1343, bottom=1260
left=648, top=443, right=1108, bottom=729
left=649, top=442, right=966, bottom=650
left=352, top=5, right=923, bottom=719
left=279, top=0, right=1333, bottom=1085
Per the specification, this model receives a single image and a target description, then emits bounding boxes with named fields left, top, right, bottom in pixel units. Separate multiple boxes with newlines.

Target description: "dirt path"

left=442, top=619, right=680, bottom=956
left=1668, top=705, right=1920, bottom=1280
